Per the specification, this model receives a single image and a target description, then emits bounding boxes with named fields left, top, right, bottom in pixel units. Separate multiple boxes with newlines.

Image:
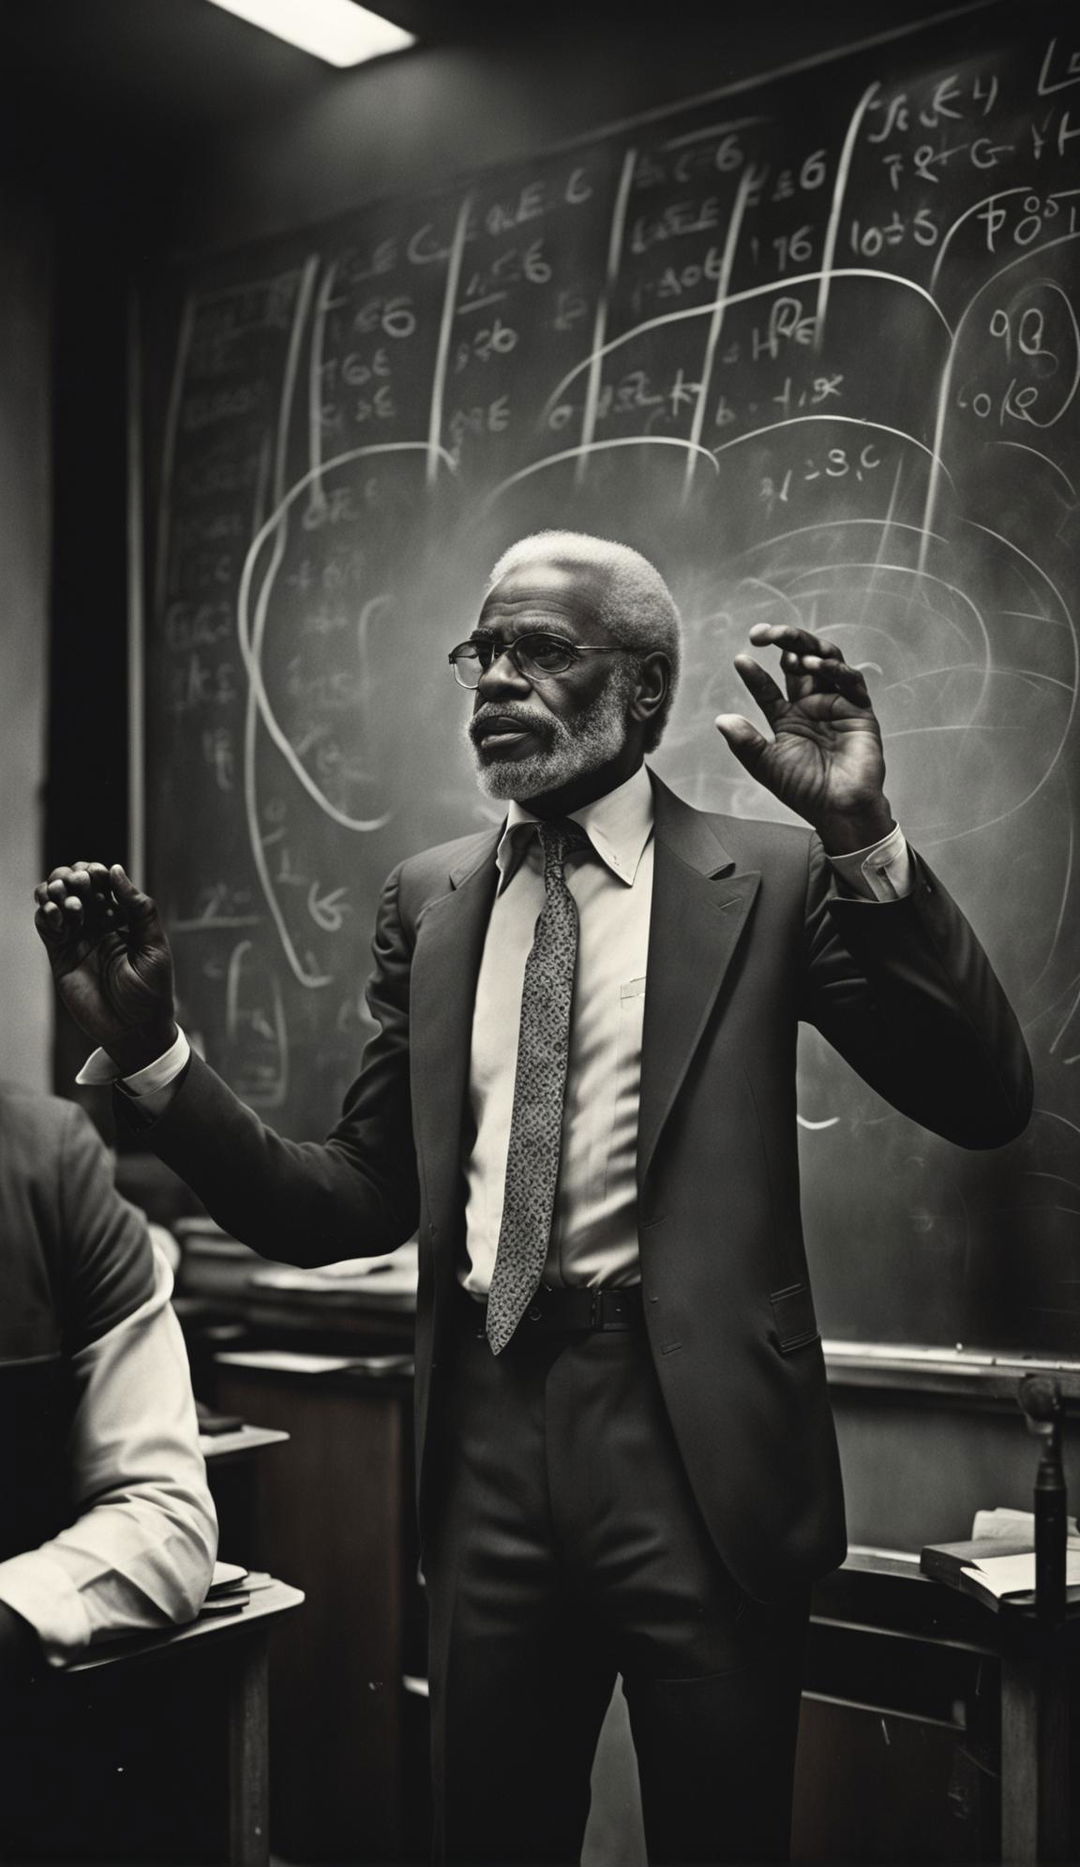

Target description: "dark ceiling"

left=1, top=0, right=976, bottom=153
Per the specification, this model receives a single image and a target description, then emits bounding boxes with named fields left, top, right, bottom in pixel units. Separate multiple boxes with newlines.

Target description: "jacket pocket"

left=769, top=1282, right=820, bottom=1353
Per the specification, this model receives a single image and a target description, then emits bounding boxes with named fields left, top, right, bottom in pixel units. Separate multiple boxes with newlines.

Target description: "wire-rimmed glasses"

left=448, top=631, right=625, bottom=689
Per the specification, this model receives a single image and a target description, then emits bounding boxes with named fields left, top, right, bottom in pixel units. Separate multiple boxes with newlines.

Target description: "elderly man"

left=35, top=532, right=1030, bottom=1864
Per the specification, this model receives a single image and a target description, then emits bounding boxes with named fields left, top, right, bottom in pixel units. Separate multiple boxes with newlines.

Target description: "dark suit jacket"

left=0, top=1086, right=156, bottom=1558
left=140, top=775, right=1032, bottom=1597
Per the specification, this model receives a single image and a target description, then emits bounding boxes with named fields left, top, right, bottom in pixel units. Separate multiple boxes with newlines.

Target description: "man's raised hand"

left=715, top=623, right=894, bottom=854
left=33, top=863, right=178, bottom=1075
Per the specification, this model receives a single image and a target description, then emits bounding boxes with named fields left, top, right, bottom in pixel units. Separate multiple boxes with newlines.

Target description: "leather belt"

left=461, top=1282, right=644, bottom=1336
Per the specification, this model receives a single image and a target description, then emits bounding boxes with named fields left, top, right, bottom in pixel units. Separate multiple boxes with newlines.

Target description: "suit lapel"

left=409, top=829, right=499, bottom=1235
left=637, top=778, right=760, bottom=1190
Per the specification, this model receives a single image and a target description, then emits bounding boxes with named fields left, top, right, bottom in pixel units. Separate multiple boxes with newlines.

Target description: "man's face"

left=464, top=556, right=636, bottom=802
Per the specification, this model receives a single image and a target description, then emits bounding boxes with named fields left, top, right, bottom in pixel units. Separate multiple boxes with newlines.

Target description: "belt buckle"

left=598, top=1289, right=633, bottom=1331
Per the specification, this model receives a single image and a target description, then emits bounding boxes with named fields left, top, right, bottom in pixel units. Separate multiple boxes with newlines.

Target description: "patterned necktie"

left=486, top=819, right=584, bottom=1355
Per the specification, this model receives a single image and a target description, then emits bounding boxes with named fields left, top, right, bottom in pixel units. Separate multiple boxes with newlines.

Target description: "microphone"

left=1018, top=1375, right=1068, bottom=1628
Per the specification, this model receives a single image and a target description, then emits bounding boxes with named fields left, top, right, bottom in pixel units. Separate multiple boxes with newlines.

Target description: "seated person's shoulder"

left=0, top=1083, right=157, bottom=1353
left=0, top=1080, right=88, bottom=1161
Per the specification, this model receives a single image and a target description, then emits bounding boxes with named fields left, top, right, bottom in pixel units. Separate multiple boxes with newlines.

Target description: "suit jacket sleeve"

left=800, top=837, right=1032, bottom=1149
left=125, top=862, right=421, bottom=1266
left=0, top=1103, right=216, bottom=1663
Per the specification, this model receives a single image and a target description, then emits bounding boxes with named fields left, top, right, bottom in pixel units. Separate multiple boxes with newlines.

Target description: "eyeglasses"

left=448, top=631, right=625, bottom=689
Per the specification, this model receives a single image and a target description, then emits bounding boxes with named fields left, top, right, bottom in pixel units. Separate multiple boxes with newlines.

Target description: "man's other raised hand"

left=715, top=623, right=894, bottom=855
left=34, top=863, right=178, bottom=1075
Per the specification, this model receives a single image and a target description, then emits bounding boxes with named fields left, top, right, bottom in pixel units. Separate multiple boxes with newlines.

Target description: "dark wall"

left=0, top=187, right=51, bottom=1092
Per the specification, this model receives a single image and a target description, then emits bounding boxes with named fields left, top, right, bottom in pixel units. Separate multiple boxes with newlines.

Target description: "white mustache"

left=468, top=704, right=553, bottom=746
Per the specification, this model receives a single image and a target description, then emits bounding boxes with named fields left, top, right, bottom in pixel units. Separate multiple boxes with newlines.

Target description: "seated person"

left=0, top=1080, right=217, bottom=1674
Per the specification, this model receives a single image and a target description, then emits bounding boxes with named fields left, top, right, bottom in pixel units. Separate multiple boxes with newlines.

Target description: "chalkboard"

left=140, top=1, right=1080, bottom=1353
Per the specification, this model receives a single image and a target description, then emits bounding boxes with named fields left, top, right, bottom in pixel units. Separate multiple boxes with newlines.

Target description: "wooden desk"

left=192, top=1317, right=1079, bottom=1862
left=212, top=1355, right=417, bottom=1862
left=200, top=1421, right=291, bottom=1577
left=995, top=1596, right=1075, bottom=1864
left=803, top=1550, right=1078, bottom=1864
left=203, top=1358, right=1077, bottom=1863
left=2, top=1581, right=303, bottom=1867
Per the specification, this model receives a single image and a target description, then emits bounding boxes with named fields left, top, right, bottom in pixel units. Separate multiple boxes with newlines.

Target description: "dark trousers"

left=425, top=1303, right=808, bottom=1865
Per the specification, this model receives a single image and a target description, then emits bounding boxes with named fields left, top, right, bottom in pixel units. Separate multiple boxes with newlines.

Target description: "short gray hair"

left=487, top=531, right=682, bottom=751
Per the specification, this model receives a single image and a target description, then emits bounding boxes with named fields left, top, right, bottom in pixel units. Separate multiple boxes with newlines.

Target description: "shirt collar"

left=495, top=763, right=654, bottom=891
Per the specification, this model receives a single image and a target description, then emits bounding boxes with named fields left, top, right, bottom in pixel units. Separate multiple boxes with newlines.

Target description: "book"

left=209, top=1560, right=249, bottom=1594
left=920, top=1533, right=1080, bottom=1609
left=192, top=1559, right=257, bottom=1619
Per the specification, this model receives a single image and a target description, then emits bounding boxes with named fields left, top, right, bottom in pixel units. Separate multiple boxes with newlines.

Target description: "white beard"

left=466, top=665, right=637, bottom=802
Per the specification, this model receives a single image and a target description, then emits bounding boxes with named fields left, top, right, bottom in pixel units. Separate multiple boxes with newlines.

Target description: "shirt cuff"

left=0, top=1550, right=93, bottom=1666
left=76, top=1028, right=191, bottom=1096
left=827, top=824, right=912, bottom=902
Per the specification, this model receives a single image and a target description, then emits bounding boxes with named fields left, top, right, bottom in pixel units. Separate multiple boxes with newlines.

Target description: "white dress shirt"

left=463, top=765, right=656, bottom=1293
left=0, top=1243, right=218, bottom=1665
left=79, top=765, right=911, bottom=1294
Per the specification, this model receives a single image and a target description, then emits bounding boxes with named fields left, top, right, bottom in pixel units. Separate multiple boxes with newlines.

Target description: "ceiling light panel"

left=205, top=0, right=415, bottom=68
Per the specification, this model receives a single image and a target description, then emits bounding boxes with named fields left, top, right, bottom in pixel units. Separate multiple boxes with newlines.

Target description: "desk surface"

left=816, top=1547, right=1080, bottom=1657
left=63, top=1578, right=305, bottom=1674
left=200, top=1422, right=291, bottom=1461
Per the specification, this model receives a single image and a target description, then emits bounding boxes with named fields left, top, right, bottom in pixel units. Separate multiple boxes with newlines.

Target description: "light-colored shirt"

left=79, top=768, right=912, bottom=1292
left=0, top=1244, right=218, bottom=1665
left=463, top=765, right=655, bottom=1294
